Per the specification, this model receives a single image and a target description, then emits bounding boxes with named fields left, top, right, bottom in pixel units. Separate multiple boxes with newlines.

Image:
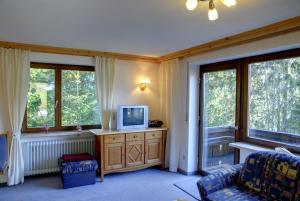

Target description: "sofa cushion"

left=61, top=160, right=98, bottom=174
left=239, top=151, right=274, bottom=194
left=197, top=163, right=244, bottom=198
left=264, top=153, right=300, bottom=201
left=206, top=186, right=268, bottom=201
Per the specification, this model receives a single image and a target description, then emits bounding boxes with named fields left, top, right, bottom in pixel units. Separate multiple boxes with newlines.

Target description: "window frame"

left=240, top=48, right=300, bottom=154
left=23, top=63, right=101, bottom=133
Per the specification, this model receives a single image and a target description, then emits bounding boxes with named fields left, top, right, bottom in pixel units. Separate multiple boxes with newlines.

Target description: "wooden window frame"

left=23, top=63, right=101, bottom=133
left=240, top=48, right=300, bottom=154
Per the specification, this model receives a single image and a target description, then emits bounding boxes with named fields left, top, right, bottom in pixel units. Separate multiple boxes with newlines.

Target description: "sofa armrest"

left=197, top=163, right=243, bottom=199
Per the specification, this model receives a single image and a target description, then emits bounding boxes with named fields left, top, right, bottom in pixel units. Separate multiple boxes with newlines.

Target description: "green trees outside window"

left=61, top=70, right=100, bottom=126
left=249, top=57, right=300, bottom=136
left=27, top=68, right=55, bottom=128
left=204, top=69, right=236, bottom=128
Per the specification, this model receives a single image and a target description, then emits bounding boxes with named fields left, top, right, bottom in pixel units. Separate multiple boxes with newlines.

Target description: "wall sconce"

left=140, top=77, right=150, bottom=91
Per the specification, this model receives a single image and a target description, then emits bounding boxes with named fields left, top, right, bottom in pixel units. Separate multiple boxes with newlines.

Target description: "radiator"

left=21, top=132, right=94, bottom=176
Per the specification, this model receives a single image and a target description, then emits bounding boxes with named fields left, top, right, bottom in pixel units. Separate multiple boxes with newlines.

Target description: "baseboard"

left=177, top=168, right=199, bottom=176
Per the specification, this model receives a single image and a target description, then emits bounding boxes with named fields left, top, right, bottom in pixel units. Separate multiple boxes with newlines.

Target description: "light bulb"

left=221, top=0, right=236, bottom=7
left=208, top=8, right=218, bottom=20
left=186, top=0, right=198, bottom=11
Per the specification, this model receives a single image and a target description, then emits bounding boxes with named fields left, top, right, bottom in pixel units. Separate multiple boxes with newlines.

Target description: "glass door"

left=199, top=64, right=240, bottom=173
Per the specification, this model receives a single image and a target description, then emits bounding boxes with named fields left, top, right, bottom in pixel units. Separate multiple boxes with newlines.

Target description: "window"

left=245, top=54, right=300, bottom=148
left=199, top=49, right=300, bottom=168
left=24, top=63, right=100, bottom=132
left=27, top=68, right=55, bottom=128
left=248, top=57, right=300, bottom=144
left=201, top=68, right=237, bottom=171
left=61, top=70, right=100, bottom=126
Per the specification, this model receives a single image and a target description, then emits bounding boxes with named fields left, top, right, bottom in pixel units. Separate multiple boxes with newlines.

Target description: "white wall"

left=111, top=60, right=160, bottom=127
left=178, top=30, right=300, bottom=173
left=30, top=53, right=160, bottom=129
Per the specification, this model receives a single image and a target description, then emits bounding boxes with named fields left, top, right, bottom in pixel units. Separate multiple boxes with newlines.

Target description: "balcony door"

left=199, top=61, right=240, bottom=173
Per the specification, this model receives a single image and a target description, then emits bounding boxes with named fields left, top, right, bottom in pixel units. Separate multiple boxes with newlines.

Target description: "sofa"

left=197, top=151, right=300, bottom=201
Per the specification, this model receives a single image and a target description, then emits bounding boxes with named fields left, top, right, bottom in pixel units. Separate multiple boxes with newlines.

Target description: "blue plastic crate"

left=62, top=170, right=96, bottom=189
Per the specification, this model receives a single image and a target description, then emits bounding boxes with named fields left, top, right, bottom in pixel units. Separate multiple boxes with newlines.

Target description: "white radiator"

left=21, top=132, right=94, bottom=176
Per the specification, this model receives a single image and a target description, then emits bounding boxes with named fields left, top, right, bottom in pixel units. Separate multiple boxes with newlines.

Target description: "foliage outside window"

left=24, top=63, right=100, bottom=132
left=27, top=68, right=55, bottom=128
left=204, top=69, right=236, bottom=127
left=61, top=70, right=100, bottom=126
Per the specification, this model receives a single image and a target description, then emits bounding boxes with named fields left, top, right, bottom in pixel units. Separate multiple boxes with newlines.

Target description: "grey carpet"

left=174, top=177, right=201, bottom=201
left=0, top=168, right=198, bottom=201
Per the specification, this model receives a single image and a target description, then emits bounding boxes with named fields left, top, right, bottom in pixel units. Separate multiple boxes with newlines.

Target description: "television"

left=117, top=105, right=148, bottom=130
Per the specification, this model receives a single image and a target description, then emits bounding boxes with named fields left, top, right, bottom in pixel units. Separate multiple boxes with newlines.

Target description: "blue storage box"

left=60, top=159, right=98, bottom=189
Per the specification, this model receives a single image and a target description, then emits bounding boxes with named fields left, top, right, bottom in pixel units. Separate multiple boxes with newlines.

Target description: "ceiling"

left=0, top=0, right=299, bottom=57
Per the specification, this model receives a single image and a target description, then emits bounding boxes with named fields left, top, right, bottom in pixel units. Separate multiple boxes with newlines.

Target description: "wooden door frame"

left=198, top=60, right=241, bottom=174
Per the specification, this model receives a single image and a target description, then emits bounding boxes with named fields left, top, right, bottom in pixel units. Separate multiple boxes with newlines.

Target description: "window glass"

left=27, top=68, right=55, bottom=128
left=248, top=57, right=300, bottom=146
left=202, top=69, right=236, bottom=171
left=61, top=70, right=100, bottom=126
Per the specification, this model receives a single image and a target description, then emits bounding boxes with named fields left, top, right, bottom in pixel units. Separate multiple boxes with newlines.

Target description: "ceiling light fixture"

left=185, top=0, right=236, bottom=21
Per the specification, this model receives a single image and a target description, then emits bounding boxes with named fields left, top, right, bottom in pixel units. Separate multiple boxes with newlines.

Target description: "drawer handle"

left=152, top=134, right=155, bottom=136
left=113, top=137, right=116, bottom=140
left=134, top=136, right=136, bottom=138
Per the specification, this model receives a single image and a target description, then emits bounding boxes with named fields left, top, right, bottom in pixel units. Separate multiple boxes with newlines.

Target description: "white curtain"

left=95, top=56, right=115, bottom=129
left=0, top=48, right=30, bottom=185
left=159, top=59, right=183, bottom=172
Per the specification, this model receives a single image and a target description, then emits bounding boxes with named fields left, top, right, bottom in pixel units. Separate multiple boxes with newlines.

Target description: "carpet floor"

left=0, top=168, right=199, bottom=201
left=174, top=177, right=201, bottom=201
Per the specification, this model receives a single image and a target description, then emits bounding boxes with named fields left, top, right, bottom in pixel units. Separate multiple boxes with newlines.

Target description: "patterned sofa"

left=197, top=151, right=300, bottom=201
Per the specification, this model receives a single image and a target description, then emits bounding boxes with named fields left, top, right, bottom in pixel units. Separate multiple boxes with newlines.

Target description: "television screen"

left=123, top=108, right=144, bottom=126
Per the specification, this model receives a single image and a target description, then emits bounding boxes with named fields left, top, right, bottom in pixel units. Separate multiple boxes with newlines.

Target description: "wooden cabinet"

left=94, top=128, right=167, bottom=181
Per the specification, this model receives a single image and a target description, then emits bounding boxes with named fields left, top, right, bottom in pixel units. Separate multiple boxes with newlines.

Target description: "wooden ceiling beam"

left=159, top=16, right=300, bottom=62
left=0, top=41, right=160, bottom=63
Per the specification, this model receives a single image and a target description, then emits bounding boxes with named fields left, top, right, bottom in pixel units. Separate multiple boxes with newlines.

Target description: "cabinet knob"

left=134, top=136, right=136, bottom=138
left=113, top=137, right=116, bottom=140
left=152, top=134, right=155, bottom=136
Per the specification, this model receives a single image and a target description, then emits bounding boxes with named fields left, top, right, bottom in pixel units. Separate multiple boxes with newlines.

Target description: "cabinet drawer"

left=126, top=132, right=144, bottom=141
left=145, top=131, right=162, bottom=140
left=104, top=134, right=125, bottom=144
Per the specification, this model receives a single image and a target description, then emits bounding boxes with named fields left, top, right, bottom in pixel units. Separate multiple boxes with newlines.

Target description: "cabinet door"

left=145, top=138, right=162, bottom=164
left=126, top=140, right=145, bottom=167
left=104, top=142, right=125, bottom=171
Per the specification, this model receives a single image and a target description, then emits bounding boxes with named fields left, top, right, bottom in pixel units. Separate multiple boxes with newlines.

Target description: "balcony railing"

left=203, top=126, right=235, bottom=169
left=203, top=126, right=300, bottom=170
left=249, top=128, right=300, bottom=146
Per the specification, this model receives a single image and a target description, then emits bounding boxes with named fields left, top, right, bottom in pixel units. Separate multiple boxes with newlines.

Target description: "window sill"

left=21, top=130, right=93, bottom=139
left=229, top=142, right=300, bottom=157
left=229, top=142, right=272, bottom=152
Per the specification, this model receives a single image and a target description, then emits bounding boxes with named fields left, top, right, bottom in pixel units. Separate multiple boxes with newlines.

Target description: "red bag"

left=62, top=153, right=92, bottom=162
